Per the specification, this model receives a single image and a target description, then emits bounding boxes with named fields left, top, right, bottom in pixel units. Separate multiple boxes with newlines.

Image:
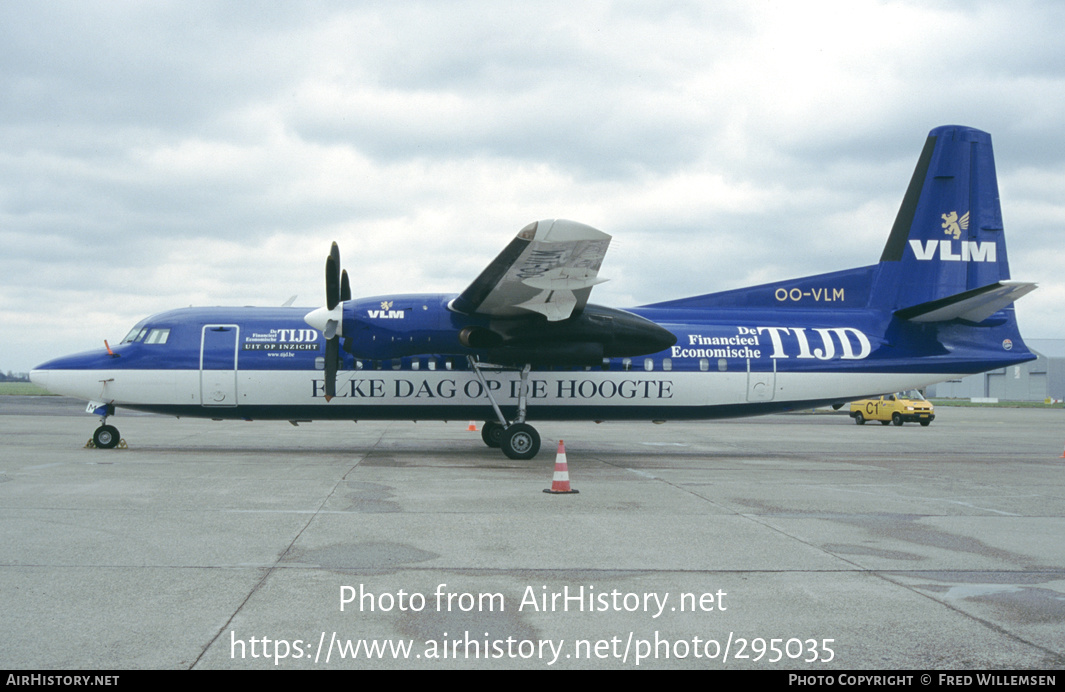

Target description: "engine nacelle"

left=333, top=294, right=676, bottom=364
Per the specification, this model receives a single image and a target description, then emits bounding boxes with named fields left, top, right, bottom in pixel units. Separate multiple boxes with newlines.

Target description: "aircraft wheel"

left=501, top=423, right=540, bottom=460
left=93, top=425, right=120, bottom=449
left=853, top=412, right=865, bottom=425
left=481, top=420, right=504, bottom=448
left=892, top=413, right=904, bottom=426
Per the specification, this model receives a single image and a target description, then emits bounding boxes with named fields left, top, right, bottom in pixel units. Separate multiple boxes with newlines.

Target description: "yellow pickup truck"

left=849, top=390, right=935, bottom=426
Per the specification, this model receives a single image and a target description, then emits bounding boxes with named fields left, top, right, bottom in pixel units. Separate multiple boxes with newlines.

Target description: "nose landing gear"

left=91, top=424, right=122, bottom=449
left=85, top=402, right=126, bottom=449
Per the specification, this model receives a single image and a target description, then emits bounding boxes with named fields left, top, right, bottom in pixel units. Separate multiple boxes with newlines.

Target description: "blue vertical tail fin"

left=872, top=125, right=1035, bottom=317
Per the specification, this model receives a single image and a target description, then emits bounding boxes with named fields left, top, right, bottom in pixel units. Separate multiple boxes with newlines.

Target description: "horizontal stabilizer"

left=894, top=281, right=1037, bottom=323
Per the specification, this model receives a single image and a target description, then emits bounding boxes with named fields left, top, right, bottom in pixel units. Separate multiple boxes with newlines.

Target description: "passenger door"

left=200, top=325, right=239, bottom=406
left=746, top=358, right=776, bottom=402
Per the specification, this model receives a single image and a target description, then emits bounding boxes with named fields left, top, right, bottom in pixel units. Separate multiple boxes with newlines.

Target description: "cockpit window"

left=121, top=323, right=170, bottom=345
left=121, top=327, right=148, bottom=343
left=144, top=328, right=170, bottom=344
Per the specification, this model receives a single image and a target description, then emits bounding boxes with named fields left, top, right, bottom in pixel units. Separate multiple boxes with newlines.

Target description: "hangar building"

left=926, top=339, right=1065, bottom=402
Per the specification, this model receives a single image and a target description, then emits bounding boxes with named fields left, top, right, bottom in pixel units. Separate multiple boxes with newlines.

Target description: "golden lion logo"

left=380, top=300, right=393, bottom=311
left=941, top=211, right=970, bottom=240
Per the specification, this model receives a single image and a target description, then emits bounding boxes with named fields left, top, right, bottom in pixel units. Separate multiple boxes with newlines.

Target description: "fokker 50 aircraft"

left=31, top=125, right=1037, bottom=459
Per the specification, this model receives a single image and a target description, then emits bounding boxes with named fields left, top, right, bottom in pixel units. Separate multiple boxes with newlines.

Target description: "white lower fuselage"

left=31, top=365, right=959, bottom=422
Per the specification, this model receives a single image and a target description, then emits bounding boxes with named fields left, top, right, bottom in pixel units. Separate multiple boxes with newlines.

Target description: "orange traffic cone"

left=468, top=421, right=478, bottom=432
left=1060, top=441, right=1065, bottom=459
left=544, top=440, right=579, bottom=494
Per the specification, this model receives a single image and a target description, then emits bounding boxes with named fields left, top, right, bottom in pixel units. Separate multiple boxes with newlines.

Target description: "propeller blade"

left=324, top=336, right=339, bottom=401
left=317, top=240, right=346, bottom=401
left=340, top=269, right=351, bottom=302
left=326, top=255, right=340, bottom=311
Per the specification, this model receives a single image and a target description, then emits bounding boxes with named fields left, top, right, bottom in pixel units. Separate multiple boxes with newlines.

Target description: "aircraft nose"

left=29, top=368, right=49, bottom=392
left=28, top=351, right=113, bottom=399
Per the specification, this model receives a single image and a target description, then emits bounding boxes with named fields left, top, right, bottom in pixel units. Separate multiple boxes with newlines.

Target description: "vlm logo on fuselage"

left=908, top=239, right=997, bottom=262
left=368, top=300, right=405, bottom=319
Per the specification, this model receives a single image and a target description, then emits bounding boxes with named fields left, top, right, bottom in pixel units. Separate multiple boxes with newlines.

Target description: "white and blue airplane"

left=31, top=125, right=1037, bottom=459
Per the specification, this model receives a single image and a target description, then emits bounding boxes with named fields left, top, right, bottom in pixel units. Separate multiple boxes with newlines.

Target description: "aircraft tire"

left=853, top=413, right=865, bottom=425
left=892, top=413, right=904, bottom=426
left=93, top=425, right=120, bottom=449
left=501, top=423, right=540, bottom=460
left=481, top=421, right=504, bottom=448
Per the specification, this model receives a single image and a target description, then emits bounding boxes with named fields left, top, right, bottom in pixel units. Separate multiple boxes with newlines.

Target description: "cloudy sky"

left=2, top=0, right=1063, bottom=373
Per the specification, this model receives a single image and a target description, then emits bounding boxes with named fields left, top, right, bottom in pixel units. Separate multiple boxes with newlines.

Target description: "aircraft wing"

left=450, top=219, right=611, bottom=322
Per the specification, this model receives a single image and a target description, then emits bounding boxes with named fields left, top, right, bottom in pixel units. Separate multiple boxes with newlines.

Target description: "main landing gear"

left=469, top=358, right=541, bottom=460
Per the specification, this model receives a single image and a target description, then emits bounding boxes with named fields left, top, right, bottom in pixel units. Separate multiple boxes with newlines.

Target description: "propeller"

left=305, top=242, right=350, bottom=401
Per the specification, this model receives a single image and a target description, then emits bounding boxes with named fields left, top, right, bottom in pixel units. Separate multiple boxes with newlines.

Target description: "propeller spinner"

left=304, top=242, right=350, bottom=401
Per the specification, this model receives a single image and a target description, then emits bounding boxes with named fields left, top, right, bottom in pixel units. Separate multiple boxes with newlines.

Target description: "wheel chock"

left=84, top=438, right=128, bottom=449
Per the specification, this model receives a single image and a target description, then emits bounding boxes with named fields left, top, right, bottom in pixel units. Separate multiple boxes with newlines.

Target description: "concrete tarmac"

left=1, top=396, right=1063, bottom=670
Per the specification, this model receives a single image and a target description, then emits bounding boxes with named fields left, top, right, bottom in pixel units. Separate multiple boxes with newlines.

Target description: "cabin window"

left=717, top=358, right=728, bottom=372
left=643, top=358, right=653, bottom=372
left=427, top=359, right=437, bottom=371
left=699, top=358, right=709, bottom=372
left=411, top=359, right=420, bottom=371
left=662, top=358, right=672, bottom=371
left=621, top=358, right=632, bottom=372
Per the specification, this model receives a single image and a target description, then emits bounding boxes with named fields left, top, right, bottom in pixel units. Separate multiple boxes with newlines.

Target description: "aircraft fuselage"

left=31, top=296, right=1027, bottom=423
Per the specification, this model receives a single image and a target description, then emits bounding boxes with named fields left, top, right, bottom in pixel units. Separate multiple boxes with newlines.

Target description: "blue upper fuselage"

left=32, top=290, right=1034, bottom=378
